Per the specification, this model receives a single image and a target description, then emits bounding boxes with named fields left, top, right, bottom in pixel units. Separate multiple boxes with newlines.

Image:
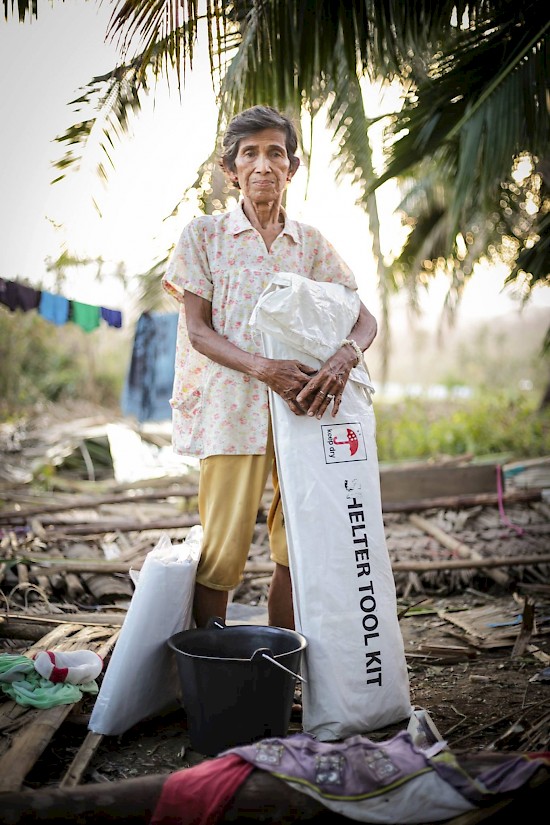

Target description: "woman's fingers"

left=294, top=366, right=348, bottom=418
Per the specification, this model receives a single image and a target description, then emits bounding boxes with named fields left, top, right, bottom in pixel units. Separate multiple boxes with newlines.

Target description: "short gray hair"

left=221, top=105, right=300, bottom=178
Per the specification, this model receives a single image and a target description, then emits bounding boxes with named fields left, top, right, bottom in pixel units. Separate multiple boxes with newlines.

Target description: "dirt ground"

left=20, top=586, right=550, bottom=790
left=1, top=407, right=548, bottom=791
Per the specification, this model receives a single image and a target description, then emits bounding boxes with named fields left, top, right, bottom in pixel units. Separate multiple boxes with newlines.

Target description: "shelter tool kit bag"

left=250, top=273, right=412, bottom=740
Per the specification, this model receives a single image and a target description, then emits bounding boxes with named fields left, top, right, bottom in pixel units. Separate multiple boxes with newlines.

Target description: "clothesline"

left=0, top=277, right=123, bottom=332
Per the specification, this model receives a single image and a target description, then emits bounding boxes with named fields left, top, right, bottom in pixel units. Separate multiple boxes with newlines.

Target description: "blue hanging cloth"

left=38, top=291, right=70, bottom=325
left=121, top=312, right=178, bottom=422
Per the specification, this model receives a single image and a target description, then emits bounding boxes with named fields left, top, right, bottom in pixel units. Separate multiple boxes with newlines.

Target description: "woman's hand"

left=256, top=357, right=318, bottom=415
left=295, top=301, right=377, bottom=419
left=295, top=346, right=357, bottom=419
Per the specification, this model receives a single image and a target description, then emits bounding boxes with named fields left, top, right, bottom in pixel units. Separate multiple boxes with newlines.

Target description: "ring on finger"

left=327, top=393, right=335, bottom=399
left=318, top=391, right=326, bottom=397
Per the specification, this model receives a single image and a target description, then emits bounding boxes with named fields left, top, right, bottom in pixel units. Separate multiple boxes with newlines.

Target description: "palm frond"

left=51, top=60, right=146, bottom=184
left=322, top=55, right=398, bottom=382
left=107, top=1, right=202, bottom=81
left=3, top=0, right=38, bottom=22
left=51, top=14, right=207, bottom=185
left=374, top=8, right=550, bottom=241
left=508, top=210, right=550, bottom=290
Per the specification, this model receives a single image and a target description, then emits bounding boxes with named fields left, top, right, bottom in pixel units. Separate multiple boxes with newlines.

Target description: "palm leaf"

left=51, top=13, right=205, bottom=185
left=51, top=60, right=146, bottom=184
left=3, top=0, right=37, bottom=22
left=322, top=54, right=397, bottom=382
left=374, top=9, right=550, bottom=233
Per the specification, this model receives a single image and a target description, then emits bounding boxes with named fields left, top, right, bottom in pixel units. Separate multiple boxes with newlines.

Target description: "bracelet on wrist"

left=340, top=338, right=363, bottom=366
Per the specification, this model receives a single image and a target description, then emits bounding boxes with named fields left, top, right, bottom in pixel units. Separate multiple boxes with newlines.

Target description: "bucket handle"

left=209, top=619, right=307, bottom=683
left=252, top=647, right=307, bottom=683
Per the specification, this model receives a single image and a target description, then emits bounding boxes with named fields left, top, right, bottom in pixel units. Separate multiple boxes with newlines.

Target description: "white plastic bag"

left=249, top=272, right=370, bottom=387
left=88, top=528, right=202, bottom=735
left=251, top=274, right=412, bottom=740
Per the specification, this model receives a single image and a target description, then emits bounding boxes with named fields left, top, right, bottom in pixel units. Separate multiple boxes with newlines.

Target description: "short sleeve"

left=311, top=229, right=358, bottom=291
left=162, top=217, right=214, bottom=304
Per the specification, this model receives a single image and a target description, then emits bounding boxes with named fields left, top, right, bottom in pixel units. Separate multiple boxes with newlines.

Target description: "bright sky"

left=1, top=1, right=548, bottom=324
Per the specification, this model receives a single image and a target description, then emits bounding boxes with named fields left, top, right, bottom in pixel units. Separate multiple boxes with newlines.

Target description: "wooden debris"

left=380, top=460, right=499, bottom=503
left=409, top=514, right=510, bottom=586
left=437, top=600, right=549, bottom=650
left=392, top=553, right=550, bottom=572
left=0, top=486, right=198, bottom=524
left=0, top=613, right=125, bottom=641
left=382, top=487, right=543, bottom=513
left=0, top=626, right=120, bottom=792
left=59, top=730, right=104, bottom=788
left=64, top=543, right=133, bottom=604
left=511, top=597, right=535, bottom=658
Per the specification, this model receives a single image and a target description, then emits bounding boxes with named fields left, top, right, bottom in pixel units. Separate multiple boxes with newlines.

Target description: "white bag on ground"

left=251, top=274, right=412, bottom=741
left=89, top=528, right=202, bottom=735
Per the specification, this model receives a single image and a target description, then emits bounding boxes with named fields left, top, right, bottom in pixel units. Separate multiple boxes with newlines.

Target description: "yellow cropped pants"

left=195, top=424, right=288, bottom=591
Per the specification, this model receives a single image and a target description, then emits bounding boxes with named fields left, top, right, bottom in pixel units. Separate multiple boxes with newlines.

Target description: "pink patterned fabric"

left=163, top=203, right=357, bottom=457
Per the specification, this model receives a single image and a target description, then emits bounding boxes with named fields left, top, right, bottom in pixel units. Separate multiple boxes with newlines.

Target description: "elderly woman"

left=163, top=105, right=377, bottom=629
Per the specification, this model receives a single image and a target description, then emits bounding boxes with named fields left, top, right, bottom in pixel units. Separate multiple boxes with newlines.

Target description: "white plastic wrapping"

left=251, top=274, right=412, bottom=740
left=249, top=272, right=370, bottom=387
left=88, top=528, right=202, bottom=735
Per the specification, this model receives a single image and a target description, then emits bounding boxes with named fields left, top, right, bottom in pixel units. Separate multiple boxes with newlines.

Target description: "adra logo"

left=321, top=423, right=367, bottom=464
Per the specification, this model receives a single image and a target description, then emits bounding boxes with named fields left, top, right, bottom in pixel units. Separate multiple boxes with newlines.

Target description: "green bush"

left=375, top=392, right=550, bottom=462
left=0, top=309, right=128, bottom=418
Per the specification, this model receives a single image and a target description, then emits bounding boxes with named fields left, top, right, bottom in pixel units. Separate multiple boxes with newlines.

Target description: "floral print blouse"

left=163, top=203, right=358, bottom=458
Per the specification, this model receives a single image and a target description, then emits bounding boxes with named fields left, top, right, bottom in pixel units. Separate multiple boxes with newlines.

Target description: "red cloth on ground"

left=150, top=753, right=254, bottom=825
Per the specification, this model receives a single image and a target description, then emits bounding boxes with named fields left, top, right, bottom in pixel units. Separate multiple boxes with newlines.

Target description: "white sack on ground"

left=89, top=528, right=202, bottom=735
left=251, top=274, right=412, bottom=740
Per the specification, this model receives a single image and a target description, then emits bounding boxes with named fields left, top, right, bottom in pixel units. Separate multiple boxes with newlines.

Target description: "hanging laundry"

left=0, top=278, right=41, bottom=312
left=121, top=312, right=178, bottom=422
left=38, top=290, right=70, bottom=325
left=101, top=306, right=123, bottom=328
left=70, top=300, right=101, bottom=332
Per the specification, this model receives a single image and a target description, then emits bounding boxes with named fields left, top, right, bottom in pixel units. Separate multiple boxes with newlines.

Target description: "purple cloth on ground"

left=226, top=732, right=550, bottom=821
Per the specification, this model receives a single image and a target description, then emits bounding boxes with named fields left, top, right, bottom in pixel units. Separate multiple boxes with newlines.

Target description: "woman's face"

left=231, top=128, right=296, bottom=206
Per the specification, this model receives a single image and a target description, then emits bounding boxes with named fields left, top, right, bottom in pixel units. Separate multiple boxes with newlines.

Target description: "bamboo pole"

left=0, top=613, right=124, bottom=641
left=0, top=486, right=199, bottom=523
left=392, top=553, right=550, bottom=572
left=59, top=731, right=104, bottom=788
left=40, top=514, right=201, bottom=535
left=12, top=552, right=550, bottom=577
left=409, top=513, right=510, bottom=586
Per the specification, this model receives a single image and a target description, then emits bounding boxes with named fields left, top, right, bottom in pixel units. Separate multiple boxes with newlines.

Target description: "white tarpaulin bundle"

left=250, top=273, right=412, bottom=741
left=89, top=528, right=202, bottom=735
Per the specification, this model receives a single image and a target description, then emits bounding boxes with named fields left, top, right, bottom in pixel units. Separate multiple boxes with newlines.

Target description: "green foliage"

left=375, top=392, right=550, bottom=463
left=0, top=309, right=128, bottom=419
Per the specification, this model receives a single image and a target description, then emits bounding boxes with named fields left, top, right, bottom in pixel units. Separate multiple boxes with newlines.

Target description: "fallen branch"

left=0, top=487, right=199, bottom=523
left=392, top=554, right=550, bottom=572
left=9, top=552, right=550, bottom=577
left=409, top=514, right=510, bottom=586
left=0, top=612, right=125, bottom=640
left=39, top=515, right=201, bottom=535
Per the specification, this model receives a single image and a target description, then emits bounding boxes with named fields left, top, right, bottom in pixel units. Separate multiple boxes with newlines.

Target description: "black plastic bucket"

left=167, top=617, right=307, bottom=756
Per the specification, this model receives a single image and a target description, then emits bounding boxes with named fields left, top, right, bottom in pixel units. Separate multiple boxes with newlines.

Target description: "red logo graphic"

left=334, top=428, right=359, bottom=456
